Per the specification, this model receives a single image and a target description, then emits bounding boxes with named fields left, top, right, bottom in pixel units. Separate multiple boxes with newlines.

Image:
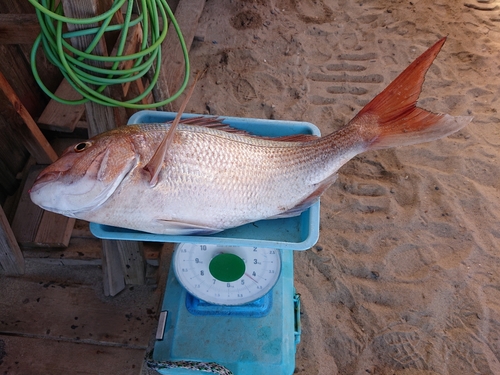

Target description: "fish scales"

left=30, top=38, right=472, bottom=235
left=87, top=123, right=355, bottom=233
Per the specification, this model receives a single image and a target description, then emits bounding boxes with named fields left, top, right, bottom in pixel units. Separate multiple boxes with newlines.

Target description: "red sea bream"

left=30, top=38, right=472, bottom=235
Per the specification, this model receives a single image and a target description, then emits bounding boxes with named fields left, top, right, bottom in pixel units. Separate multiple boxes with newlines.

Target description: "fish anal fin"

left=270, top=174, right=337, bottom=219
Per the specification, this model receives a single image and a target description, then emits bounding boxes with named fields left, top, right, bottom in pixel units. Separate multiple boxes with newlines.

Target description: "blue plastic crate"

left=90, top=111, right=321, bottom=250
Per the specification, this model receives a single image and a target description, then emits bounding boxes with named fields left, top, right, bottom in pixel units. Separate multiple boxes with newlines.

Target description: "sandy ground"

left=172, top=0, right=500, bottom=374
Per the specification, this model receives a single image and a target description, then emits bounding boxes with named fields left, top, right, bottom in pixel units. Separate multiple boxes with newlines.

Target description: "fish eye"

left=74, top=141, right=92, bottom=153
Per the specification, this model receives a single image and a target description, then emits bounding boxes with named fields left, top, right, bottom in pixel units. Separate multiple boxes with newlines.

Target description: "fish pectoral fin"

left=270, top=174, right=338, bottom=219
left=143, top=70, right=205, bottom=187
left=155, top=219, right=222, bottom=235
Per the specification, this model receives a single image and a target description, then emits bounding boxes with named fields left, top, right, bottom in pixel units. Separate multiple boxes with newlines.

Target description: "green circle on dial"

left=209, top=253, right=246, bottom=282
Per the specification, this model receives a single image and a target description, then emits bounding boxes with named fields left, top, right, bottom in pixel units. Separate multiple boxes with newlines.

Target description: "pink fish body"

left=30, top=38, right=471, bottom=235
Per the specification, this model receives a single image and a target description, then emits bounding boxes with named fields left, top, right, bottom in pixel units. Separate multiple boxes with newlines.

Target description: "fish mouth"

left=29, top=171, right=62, bottom=194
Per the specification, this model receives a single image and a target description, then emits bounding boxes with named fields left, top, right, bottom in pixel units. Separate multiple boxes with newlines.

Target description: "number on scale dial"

left=173, top=244, right=281, bottom=305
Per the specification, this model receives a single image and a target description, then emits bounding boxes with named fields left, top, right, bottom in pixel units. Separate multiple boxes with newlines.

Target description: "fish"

left=30, top=37, right=472, bottom=235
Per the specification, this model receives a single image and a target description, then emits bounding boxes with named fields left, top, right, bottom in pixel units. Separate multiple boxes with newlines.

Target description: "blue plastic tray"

left=90, top=111, right=320, bottom=250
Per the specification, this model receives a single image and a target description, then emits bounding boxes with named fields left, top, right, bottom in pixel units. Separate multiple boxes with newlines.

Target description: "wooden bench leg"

left=101, top=240, right=126, bottom=297
left=0, top=205, right=25, bottom=275
left=101, top=240, right=147, bottom=296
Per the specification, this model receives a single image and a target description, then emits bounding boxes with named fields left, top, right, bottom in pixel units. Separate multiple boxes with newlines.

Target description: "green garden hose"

left=28, top=0, right=190, bottom=108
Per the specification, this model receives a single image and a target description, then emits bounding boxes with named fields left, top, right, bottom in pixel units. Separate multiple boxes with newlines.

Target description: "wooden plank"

left=0, top=2, right=34, bottom=13
left=18, top=43, right=63, bottom=105
left=99, top=2, right=129, bottom=127
left=1, top=156, right=35, bottom=224
left=0, top=0, right=60, bottom=112
left=0, top=110, right=30, bottom=203
left=61, top=0, right=123, bottom=135
left=166, top=0, right=181, bottom=12
left=0, top=70, right=57, bottom=164
left=0, top=276, right=159, bottom=345
left=0, top=205, right=24, bottom=275
left=62, top=0, right=146, bottom=295
left=0, top=157, right=18, bottom=196
left=153, top=0, right=206, bottom=111
left=156, top=242, right=175, bottom=297
left=101, top=240, right=126, bottom=296
left=10, top=164, right=75, bottom=248
left=117, top=240, right=146, bottom=285
left=11, top=165, right=45, bottom=246
left=105, top=15, right=149, bottom=120
left=0, top=14, right=40, bottom=45
left=71, top=219, right=99, bottom=238
left=22, top=238, right=161, bottom=267
left=0, top=44, right=49, bottom=117
left=22, top=236, right=103, bottom=266
left=109, top=22, right=144, bottom=98
left=34, top=212, right=75, bottom=248
left=37, top=79, right=86, bottom=132
left=0, top=335, right=147, bottom=375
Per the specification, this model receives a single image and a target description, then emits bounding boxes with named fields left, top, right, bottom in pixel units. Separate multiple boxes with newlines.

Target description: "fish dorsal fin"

left=178, top=116, right=250, bottom=134
left=179, top=116, right=320, bottom=142
left=144, top=70, right=204, bottom=187
left=270, top=134, right=320, bottom=142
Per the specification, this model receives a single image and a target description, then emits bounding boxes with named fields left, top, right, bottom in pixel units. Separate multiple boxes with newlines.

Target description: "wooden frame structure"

left=0, top=0, right=206, bottom=297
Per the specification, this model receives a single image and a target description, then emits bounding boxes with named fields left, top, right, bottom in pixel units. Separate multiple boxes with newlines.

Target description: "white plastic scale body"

left=90, top=111, right=321, bottom=375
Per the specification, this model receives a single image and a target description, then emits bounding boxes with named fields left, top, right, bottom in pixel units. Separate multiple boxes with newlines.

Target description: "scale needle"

left=245, top=272, right=258, bottom=283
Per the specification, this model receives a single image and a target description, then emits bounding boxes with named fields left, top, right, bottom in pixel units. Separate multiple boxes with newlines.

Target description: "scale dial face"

left=173, top=244, right=281, bottom=305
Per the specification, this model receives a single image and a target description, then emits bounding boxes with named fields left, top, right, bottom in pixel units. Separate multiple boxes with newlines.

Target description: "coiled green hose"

left=28, top=0, right=190, bottom=108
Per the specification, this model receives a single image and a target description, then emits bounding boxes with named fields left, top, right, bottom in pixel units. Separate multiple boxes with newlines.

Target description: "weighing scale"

left=90, top=111, right=321, bottom=375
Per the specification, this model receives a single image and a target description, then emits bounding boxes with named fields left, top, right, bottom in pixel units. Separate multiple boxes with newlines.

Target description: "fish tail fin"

left=349, top=37, right=472, bottom=150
